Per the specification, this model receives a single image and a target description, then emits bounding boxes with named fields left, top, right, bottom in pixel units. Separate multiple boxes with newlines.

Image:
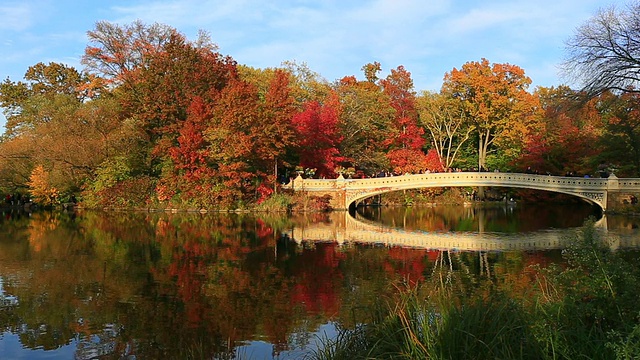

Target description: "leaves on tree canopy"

left=442, top=58, right=541, bottom=169
left=2, top=17, right=637, bottom=204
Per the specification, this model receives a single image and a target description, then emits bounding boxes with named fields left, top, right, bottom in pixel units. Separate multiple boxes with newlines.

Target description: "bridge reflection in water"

left=284, top=212, right=640, bottom=252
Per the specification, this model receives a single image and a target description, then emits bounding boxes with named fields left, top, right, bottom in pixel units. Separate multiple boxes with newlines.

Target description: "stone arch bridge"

left=282, top=172, right=640, bottom=211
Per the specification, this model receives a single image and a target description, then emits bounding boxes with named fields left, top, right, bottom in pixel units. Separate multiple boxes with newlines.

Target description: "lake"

left=0, top=204, right=638, bottom=359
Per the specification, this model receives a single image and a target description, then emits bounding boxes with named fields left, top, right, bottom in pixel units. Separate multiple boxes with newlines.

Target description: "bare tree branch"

left=563, top=2, right=640, bottom=95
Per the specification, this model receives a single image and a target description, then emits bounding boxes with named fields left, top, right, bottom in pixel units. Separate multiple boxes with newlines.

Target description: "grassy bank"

left=308, top=219, right=640, bottom=360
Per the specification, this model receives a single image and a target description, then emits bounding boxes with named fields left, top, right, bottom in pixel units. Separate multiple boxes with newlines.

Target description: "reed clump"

left=308, top=219, right=640, bottom=360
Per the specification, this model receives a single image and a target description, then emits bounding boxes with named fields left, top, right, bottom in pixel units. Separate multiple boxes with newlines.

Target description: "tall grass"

left=253, top=193, right=292, bottom=212
left=434, top=295, right=543, bottom=359
left=309, top=289, right=543, bottom=360
left=309, top=219, right=640, bottom=360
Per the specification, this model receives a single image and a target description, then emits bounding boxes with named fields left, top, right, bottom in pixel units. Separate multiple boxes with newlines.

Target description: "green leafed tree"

left=417, top=91, right=473, bottom=170
left=335, top=75, right=395, bottom=175
left=596, top=91, right=640, bottom=176
left=0, top=62, right=114, bottom=194
left=0, top=62, right=102, bottom=138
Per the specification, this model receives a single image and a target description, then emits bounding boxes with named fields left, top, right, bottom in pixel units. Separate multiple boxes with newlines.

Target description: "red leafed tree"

left=388, top=148, right=444, bottom=174
left=142, top=36, right=236, bottom=152
left=205, top=77, right=261, bottom=205
left=379, top=65, right=430, bottom=173
left=168, top=96, right=212, bottom=182
left=520, top=86, right=600, bottom=175
left=91, top=26, right=238, bottom=176
left=380, top=65, right=417, bottom=121
left=380, top=66, right=422, bottom=148
left=424, top=148, right=445, bottom=172
left=292, top=92, right=344, bottom=178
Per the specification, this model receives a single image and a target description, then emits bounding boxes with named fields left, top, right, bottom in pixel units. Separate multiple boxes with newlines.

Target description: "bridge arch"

left=347, top=176, right=604, bottom=210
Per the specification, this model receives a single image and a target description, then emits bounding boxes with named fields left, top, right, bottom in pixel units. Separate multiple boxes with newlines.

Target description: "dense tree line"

left=2, top=2, right=640, bottom=208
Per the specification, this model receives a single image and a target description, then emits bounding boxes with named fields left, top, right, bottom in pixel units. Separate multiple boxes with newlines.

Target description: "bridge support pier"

left=602, top=174, right=640, bottom=212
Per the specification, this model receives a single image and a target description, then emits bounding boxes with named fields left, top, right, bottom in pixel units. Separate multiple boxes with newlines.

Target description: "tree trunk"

left=274, top=158, right=278, bottom=195
left=478, top=136, right=485, bottom=199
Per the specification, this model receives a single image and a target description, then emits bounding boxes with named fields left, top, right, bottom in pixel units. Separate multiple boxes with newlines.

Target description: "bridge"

left=283, top=212, right=640, bottom=252
left=282, top=172, right=640, bottom=211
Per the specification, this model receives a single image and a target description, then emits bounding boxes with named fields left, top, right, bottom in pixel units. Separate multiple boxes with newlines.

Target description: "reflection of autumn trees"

left=415, top=249, right=561, bottom=310
left=290, top=243, right=345, bottom=316
left=0, top=210, right=568, bottom=358
left=385, top=248, right=434, bottom=284
left=0, top=212, right=111, bottom=351
left=88, top=211, right=322, bottom=355
left=359, top=204, right=598, bottom=233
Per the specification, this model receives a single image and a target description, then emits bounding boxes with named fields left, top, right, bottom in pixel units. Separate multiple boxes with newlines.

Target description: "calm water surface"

left=0, top=204, right=638, bottom=359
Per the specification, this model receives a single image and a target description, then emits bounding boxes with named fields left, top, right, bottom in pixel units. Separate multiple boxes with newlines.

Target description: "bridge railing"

left=285, top=172, right=617, bottom=191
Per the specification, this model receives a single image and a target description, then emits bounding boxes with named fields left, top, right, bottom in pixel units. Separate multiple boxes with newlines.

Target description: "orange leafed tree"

left=442, top=58, right=541, bottom=171
left=28, top=165, right=59, bottom=206
left=254, top=69, right=297, bottom=186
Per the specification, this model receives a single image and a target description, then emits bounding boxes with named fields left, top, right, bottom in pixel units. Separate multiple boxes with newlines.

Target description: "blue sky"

left=0, top=0, right=626, bottom=131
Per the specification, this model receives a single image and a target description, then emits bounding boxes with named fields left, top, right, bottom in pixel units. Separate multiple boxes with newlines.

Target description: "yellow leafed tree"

left=28, top=165, right=59, bottom=206
left=442, top=59, right=541, bottom=171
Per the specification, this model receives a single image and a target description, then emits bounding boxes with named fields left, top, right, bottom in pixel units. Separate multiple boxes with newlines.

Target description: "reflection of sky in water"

left=0, top=324, right=339, bottom=360
left=236, top=322, right=338, bottom=360
left=0, top=333, right=75, bottom=359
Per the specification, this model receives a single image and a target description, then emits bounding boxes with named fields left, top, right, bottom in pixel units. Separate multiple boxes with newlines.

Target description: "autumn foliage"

left=27, top=165, right=59, bottom=206
left=292, top=93, right=344, bottom=178
left=2, top=20, right=639, bottom=208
